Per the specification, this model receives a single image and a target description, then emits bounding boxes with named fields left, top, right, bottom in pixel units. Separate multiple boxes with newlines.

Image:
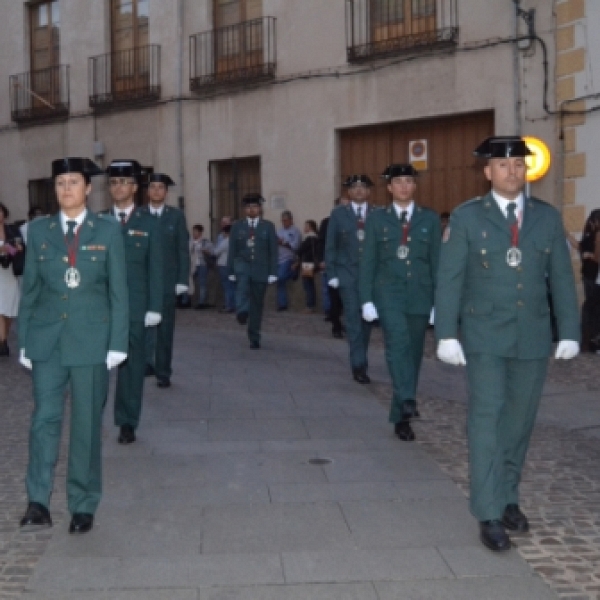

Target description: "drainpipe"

left=512, top=0, right=522, bottom=136
left=177, top=0, right=185, bottom=210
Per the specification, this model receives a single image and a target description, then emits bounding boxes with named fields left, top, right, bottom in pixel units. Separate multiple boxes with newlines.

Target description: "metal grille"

left=10, top=65, right=69, bottom=123
left=346, top=0, right=458, bottom=62
left=190, top=17, right=276, bottom=93
left=209, top=158, right=261, bottom=239
left=88, top=44, right=160, bottom=109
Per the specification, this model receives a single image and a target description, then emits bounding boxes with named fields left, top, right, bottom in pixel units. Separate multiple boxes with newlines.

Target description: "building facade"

left=0, top=1, right=588, bottom=246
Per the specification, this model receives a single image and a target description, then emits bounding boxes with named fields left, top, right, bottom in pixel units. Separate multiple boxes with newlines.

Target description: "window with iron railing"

left=88, top=44, right=161, bottom=109
left=190, top=17, right=276, bottom=92
left=346, top=0, right=458, bottom=63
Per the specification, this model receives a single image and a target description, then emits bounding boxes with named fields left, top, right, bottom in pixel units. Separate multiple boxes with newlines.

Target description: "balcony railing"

left=346, top=0, right=458, bottom=63
left=10, top=65, right=69, bottom=123
left=89, top=44, right=160, bottom=110
left=190, top=17, right=276, bottom=93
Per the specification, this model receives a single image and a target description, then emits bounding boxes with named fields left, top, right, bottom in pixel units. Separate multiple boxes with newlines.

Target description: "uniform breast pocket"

left=411, top=235, right=431, bottom=260
left=80, top=252, right=107, bottom=281
left=126, top=236, right=149, bottom=261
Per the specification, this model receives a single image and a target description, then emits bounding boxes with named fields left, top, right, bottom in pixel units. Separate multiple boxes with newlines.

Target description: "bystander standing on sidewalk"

left=297, top=220, right=321, bottom=313
left=213, top=224, right=235, bottom=313
left=191, top=224, right=214, bottom=310
left=276, top=210, right=301, bottom=311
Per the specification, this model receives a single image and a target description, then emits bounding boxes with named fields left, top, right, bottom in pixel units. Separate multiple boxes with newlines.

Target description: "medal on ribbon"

left=65, top=267, right=81, bottom=288
left=64, top=224, right=82, bottom=288
left=397, top=219, right=410, bottom=260
left=507, top=221, right=522, bottom=268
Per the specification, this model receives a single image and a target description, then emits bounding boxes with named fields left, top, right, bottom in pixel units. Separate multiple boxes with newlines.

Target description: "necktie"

left=400, top=211, right=407, bottom=223
left=357, top=206, right=363, bottom=220
left=506, top=202, right=517, bottom=227
left=66, top=220, right=77, bottom=243
left=118, top=211, right=127, bottom=225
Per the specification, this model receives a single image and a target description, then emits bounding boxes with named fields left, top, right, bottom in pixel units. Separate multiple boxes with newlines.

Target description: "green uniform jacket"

left=102, top=208, right=164, bottom=322
left=228, top=219, right=278, bottom=282
left=325, top=203, right=376, bottom=287
left=359, top=204, right=441, bottom=314
left=18, top=212, right=129, bottom=365
left=435, top=193, right=580, bottom=359
left=141, top=205, right=190, bottom=291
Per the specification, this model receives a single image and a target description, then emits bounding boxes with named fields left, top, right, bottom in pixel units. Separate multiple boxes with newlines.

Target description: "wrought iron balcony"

left=89, top=44, right=160, bottom=110
left=190, top=17, right=276, bottom=93
left=346, top=0, right=458, bottom=63
left=10, top=65, right=69, bottom=124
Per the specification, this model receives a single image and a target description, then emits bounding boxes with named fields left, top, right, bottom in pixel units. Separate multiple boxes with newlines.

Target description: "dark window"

left=28, top=178, right=57, bottom=215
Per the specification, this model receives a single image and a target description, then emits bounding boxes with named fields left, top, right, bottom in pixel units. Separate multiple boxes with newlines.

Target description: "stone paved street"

left=1, top=302, right=600, bottom=599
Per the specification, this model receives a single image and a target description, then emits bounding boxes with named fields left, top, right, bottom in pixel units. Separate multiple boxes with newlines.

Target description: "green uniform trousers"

left=235, top=274, right=267, bottom=344
left=27, top=353, right=108, bottom=515
left=115, top=320, right=146, bottom=429
left=145, top=293, right=177, bottom=380
left=375, top=292, right=428, bottom=422
left=466, top=353, right=548, bottom=521
left=339, top=283, right=372, bottom=370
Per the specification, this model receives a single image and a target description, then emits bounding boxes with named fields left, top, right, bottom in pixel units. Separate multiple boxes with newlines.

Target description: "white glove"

left=144, top=311, right=162, bottom=327
left=229, top=275, right=236, bottom=282
left=328, top=278, right=339, bottom=289
left=437, top=339, right=467, bottom=366
left=175, top=284, right=188, bottom=295
left=19, top=349, right=32, bottom=370
left=555, top=340, right=579, bottom=360
left=362, top=302, right=379, bottom=322
left=106, top=351, right=127, bottom=370
left=268, top=276, right=277, bottom=284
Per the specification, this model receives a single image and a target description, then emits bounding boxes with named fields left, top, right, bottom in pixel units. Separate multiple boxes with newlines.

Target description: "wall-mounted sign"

left=523, top=136, right=551, bottom=182
left=409, top=139, right=428, bottom=171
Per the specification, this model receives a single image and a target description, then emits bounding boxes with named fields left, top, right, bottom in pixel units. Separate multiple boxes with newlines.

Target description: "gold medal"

left=506, top=247, right=522, bottom=268
left=65, top=267, right=81, bottom=289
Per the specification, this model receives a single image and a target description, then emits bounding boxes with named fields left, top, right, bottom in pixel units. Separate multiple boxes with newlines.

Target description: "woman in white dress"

left=0, top=202, right=23, bottom=356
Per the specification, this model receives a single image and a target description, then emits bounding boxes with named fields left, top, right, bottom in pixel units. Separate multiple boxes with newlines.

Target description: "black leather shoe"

left=236, top=311, right=248, bottom=325
left=69, top=513, right=94, bottom=534
left=145, top=364, right=155, bottom=377
left=20, top=502, right=52, bottom=531
left=352, top=367, right=370, bottom=384
left=250, top=341, right=260, bottom=349
left=157, top=378, right=171, bottom=388
left=277, top=306, right=288, bottom=312
left=502, top=504, right=529, bottom=533
left=394, top=420, right=415, bottom=441
left=118, top=424, right=136, bottom=444
left=480, top=520, right=511, bottom=552
left=332, top=330, right=343, bottom=339
left=0, top=340, right=9, bottom=357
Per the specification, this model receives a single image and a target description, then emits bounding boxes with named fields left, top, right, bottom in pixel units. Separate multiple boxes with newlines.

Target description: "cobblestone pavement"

left=1, top=306, right=600, bottom=599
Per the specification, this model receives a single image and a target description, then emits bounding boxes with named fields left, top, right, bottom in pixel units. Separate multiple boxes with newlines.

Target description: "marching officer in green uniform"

left=325, top=175, right=376, bottom=383
left=143, top=173, right=190, bottom=388
left=18, top=157, right=129, bottom=535
left=105, top=160, right=164, bottom=445
left=359, top=164, right=440, bottom=441
left=227, top=193, right=278, bottom=348
left=435, top=137, right=580, bottom=552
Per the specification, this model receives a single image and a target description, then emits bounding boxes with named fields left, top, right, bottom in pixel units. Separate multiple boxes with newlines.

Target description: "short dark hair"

left=28, top=206, right=43, bottom=219
left=440, top=212, right=450, bottom=220
left=0, top=203, right=9, bottom=219
left=193, top=224, right=204, bottom=232
left=305, top=219, right=318, bottom=233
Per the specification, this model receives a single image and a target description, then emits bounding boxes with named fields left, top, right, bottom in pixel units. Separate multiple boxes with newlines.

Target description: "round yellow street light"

left=523, top=136, right=551, bottom=182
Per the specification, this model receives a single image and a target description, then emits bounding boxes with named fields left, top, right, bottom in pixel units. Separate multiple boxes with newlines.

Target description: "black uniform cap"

left=51, top=157, right=104, bottom=179
left=381, top=164, right=418, bottom=180
left=106, top=159, right=143, bottom=180
left=242, top=193, right=264, bottom=205
left=473, top=137, right=533, bottom=158
left=343, top=174, right=374, bottom=187
left=148, top=173, right=176, bottom=187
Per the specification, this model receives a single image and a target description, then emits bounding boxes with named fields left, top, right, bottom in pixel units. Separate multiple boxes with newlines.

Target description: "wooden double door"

left=340, top=111, right=494, bottom=214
